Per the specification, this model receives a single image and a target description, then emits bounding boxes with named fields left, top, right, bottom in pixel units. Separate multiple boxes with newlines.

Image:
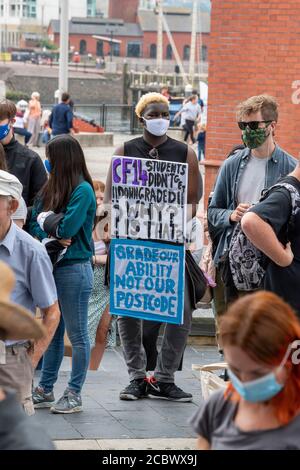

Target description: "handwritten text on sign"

left=110, top=239, right=185, bottom=325
left=111, top=156, right=188, bottom=243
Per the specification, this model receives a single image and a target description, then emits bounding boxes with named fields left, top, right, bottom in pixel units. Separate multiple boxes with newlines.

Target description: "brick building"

left=138, top=9, right=209, bottom=62
left=48, top=17, right=142, bottom=58
left=204, top=0, right=300, bottom=207
left=47, top=7, right=210, bottom=61
left=108, top=0, right=139, bottom=23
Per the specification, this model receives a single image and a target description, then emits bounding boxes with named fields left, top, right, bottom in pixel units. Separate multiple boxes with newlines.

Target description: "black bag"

left=228, top=181, right=300, bottom=292
left=185, top=250, right=207, bottom=309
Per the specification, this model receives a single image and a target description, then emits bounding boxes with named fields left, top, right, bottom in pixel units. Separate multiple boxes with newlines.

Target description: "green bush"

left=38, top=39, right=58, bottom=50
left=5, top=90, right=30, bottom=102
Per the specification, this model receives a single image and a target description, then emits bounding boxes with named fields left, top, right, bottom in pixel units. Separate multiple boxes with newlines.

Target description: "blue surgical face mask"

left=44, top=159, right=52, bottom=173
left=228, top=368, right=283, bottom=403
left=227, top=345, right=292, bottom=403
left=0, top=122, right=10, bottom=141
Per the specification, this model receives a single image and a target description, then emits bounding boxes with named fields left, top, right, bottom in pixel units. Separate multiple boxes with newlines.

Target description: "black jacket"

left=4, top=137, right=47, bottom=206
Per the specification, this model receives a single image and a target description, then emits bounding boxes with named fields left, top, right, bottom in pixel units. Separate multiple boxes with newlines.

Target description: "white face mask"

left=143, top=118, right=170, bottom=137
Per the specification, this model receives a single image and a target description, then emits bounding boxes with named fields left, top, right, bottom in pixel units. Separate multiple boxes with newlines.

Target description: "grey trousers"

left=118, top=271, right=193, bottom=383
left=0, top=343, right=35, bottom=416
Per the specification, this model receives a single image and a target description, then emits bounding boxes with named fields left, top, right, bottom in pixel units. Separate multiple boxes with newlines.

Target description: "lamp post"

left=106, top=29, right=114, bottom=62
left=110, top=30, right=113, bottom=62
left=106, top=27, right=117, bottom=63
left=58, top=0, right=69, bottom=100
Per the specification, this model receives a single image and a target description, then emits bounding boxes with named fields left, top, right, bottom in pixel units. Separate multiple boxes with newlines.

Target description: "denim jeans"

left=14, top=127, right=32, bottom=144
left=39, top=261, right=93, bottom=395
left=198, top=142, right=205, bottom=161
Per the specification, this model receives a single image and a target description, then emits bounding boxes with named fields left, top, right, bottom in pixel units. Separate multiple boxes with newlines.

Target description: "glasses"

left=148, top=148, right=159, bottom=159
left=238, top=121, right=272, bottom=130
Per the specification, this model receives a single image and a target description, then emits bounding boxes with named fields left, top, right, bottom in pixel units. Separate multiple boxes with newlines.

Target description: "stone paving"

left=33, top=345, right=220, bottom=444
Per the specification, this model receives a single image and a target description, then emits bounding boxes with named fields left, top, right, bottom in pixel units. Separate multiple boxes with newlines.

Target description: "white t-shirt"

left=237, top=155, right=269, bottom=205
left=182, top=101, right=201, bottom=121
left=13, top=115, right=25, bottom=129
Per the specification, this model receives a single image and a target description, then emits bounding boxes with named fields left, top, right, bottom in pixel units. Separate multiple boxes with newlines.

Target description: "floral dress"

left=87, top=240, right=117, bottom=348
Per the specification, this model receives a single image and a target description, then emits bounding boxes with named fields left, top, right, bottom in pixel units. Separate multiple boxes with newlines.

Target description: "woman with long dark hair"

left=30, top=134, right=96, bottom=413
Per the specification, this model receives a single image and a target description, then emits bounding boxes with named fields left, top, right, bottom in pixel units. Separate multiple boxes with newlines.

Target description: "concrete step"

left=15, top=131, right=114, bottom=147
left=54, top=438, right=196, bottom=450
left=191, top=306, right=216, bottom=337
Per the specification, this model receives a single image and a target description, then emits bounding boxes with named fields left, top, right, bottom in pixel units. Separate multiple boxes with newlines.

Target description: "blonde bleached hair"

left=236, top=95, right=278, bottom=122
left=135, top=92, right=169, bottom=118
left=31, top=92, right=40, bottom=100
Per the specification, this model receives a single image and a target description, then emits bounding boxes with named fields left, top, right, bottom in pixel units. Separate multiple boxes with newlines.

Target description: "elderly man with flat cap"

left=0, top=170, right=60, bottom=415
left=0, top=261, right=54, bottom=449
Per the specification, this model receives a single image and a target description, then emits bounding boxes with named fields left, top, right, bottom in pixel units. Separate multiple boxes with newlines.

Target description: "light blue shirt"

left=0, top=222, right=58, bottom=345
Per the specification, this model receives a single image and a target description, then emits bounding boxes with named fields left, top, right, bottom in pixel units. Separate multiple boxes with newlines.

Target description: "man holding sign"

left=105, top=92, right=202, bottom=402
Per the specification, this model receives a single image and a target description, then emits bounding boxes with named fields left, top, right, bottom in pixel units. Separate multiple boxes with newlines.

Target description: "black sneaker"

left=50, top=389, right=82, bottom=414
left=32, top=386, right=55, bottom=409
left=147, top=378, right=193, bottom=402
left=119, top=378, right=148, bottom=401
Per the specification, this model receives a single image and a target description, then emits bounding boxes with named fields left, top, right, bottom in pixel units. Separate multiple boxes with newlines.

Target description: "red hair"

left=220, top=291, right=300, bottom=425
left=93, top=180, right=105, bottom=193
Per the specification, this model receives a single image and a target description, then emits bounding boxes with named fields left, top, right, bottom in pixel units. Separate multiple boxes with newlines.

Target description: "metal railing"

left=73, top=104, right=140, bottom=134
left=129, top=70, right=208, bottom=91
left=42, top=103, right=186, bottom=134
left=42, top=103, right=141, bottom=134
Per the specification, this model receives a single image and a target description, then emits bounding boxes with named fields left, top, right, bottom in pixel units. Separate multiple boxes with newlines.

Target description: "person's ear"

left=11, top=118, right=16, bottom=125
left=140, top=116, right=145, bottom=126
left=270, top=121, right=277, bottom=137
left=9, top=199, right=19, bottom=216
left=276, top=363, right=291, bottom=385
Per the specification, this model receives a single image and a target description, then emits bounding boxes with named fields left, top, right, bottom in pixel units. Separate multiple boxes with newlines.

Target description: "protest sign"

left=111, top=156, right=188, bottom=243
left=110, top=238, right=185, bottom=325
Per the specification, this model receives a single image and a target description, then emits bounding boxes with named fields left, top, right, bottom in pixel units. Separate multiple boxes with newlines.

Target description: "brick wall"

left=52, top=31, right=209, bottom=61
left=108, top=0, right=139, bottom=23
left=143, top=31, right=209, bottom=60
left=67, top=34, right=143, bottom=58
left=204, top=0, right=300, bottom=207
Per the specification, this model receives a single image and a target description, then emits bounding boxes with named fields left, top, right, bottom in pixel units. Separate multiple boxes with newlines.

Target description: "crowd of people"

left=0, top=89, right=300, bottom=450
left=12, top=92, right=75, bottom=148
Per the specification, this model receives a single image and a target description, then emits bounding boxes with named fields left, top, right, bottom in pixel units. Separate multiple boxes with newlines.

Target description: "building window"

left=166, top=44, right=172, bottom=60
left=201, top=45, right=208, bottom=62
left=149, top=43, right=156, bottom=59
left=112, top=42, right=120, bottom=57
left=183, top=45, right=190, bottom=61
left=80, top=39, right=87, bottom=55
left=10, top=4, right=16, bottom=16
left=87, top=0, right=96, bottom=17
left=127, top=42, right=141, bottom=58
left=96, top=40, right=104, bottom=57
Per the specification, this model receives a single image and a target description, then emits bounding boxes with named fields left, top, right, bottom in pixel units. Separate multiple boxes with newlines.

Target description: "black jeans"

left=184, top=119, right=196, bottom=143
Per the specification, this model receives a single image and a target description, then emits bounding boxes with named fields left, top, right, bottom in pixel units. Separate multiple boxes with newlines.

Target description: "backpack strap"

left=259, top=179, right=300, bottom=234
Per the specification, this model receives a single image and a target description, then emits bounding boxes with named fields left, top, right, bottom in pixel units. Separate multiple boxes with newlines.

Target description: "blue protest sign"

left=110, top=238, right=185, bottom=325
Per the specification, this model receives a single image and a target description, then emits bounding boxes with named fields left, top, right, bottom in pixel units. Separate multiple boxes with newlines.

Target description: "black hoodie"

left=4, top=136, right=47, bottom=206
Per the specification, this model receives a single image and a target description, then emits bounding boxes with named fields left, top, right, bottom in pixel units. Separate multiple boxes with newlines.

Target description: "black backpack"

left=228, top=181, right=300, bottom=291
